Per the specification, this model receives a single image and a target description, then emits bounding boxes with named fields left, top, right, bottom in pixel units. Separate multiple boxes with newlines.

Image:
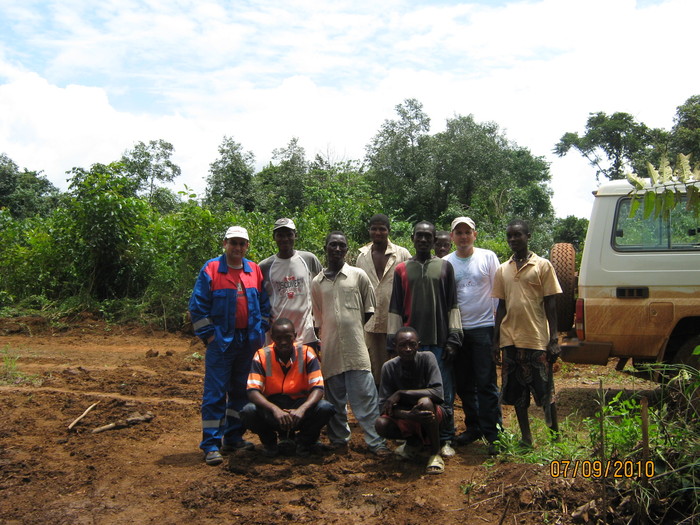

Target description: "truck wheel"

left=550, top=243, right=577, bottom=333
left=672, top=334, right=700, bottom=370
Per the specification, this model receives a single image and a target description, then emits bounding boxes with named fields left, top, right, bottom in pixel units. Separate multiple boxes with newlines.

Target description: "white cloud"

left=1, top=0, right=698, bottom=219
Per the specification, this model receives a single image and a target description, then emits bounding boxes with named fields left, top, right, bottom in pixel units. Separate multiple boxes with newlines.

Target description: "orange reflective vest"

left=247, top=343, right=323, bottom=400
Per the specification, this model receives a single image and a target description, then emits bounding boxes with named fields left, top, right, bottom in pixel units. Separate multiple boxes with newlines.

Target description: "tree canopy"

left=366, top=99, right=554, bottom=232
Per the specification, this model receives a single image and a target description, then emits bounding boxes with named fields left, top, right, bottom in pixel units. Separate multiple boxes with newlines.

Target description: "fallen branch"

left=91, top=412, right=155, bottom=434
left=67, top=402, right=100, bottom=430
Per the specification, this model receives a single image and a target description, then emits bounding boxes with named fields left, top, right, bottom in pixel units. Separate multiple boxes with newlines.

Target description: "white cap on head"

left=451, top=216, right=476, bottom=231
left=224, top=226, right=249, bottom=241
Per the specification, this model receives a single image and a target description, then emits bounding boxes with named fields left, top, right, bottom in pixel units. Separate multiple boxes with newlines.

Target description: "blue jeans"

left=455, top=327, right=502, bottom=442
left=240, top=396, right=336, bottom=446
left=420, top=345, right=455, bottom=443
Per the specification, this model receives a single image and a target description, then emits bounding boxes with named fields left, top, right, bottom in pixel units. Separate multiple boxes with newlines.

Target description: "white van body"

left=560, top=179, right=700, bottom=366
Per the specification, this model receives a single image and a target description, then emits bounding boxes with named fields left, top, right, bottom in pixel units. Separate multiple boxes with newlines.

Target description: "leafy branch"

left=626, top=153, right=700, bottom=219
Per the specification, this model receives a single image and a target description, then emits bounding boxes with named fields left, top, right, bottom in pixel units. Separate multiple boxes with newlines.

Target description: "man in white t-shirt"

left=259, top=218, right=323, bottom=351
left=444, top=217, right=502, bottom=454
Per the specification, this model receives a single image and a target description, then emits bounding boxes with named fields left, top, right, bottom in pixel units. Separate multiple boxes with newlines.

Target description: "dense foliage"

left=1, top=96, right=646, bottom=327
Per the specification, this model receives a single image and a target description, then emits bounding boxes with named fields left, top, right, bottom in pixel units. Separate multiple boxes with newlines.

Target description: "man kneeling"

left=375, top=326, right=447, bottom=474
left=241, top=318, right=335, bottom=457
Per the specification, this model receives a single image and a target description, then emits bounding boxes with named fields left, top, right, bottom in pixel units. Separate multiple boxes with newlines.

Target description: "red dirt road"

left=1, top=317, right=649, bottom=524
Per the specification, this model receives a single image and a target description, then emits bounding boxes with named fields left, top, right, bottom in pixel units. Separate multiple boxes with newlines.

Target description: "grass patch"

left=0, top=346, right=42, bottom=386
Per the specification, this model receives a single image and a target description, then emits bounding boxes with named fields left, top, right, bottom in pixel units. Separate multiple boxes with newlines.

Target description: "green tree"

left=670, top=95, right=700, bottom=166
left=0, top=153, right=59, bottom=218
left=252, top=137, right=310, bottom=215
left=204, top=136, right=256, bottom=212
left=365, top=99, right=433, bottom=219
left=554, top=112, right=664, bottom=181
left=366, top=101, right=555, bottom=234
left=63, top=162, right=152, bottom=300
left=121, top=140, right=182, bottom=202
left=553, top=215, right=589, bottom=250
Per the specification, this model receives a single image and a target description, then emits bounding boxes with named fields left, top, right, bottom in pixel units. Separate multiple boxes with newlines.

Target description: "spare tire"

left=550, top=243, right=577, bottom=332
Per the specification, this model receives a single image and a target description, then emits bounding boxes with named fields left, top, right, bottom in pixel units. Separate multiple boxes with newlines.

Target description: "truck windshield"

left=613, top=197, right=700, bottom=251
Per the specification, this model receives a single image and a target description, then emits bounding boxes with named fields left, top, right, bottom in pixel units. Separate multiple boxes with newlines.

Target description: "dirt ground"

left=0, top=315, right=657, bottom=525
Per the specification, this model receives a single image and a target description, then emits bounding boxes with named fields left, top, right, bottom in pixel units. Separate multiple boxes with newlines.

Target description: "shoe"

left=440, top=441, right=456, bottom=458
left=204, top=450, right=223, bottom=466
left=221, top=440, right=254, bottom=454
left=328, top=441, right=349, bottom=452
left=425, top=454, right=445, bottom=475
left=278, top=438, right=296, bottom=456
left=372, top=445, right=392, bottom=457
left=296, top=443, right=312, bottom=457
left=487, top=442, right=500, bottom=456
left=454, top=431, right=483, bottom=446
left=394, top=442, right=420, bottom=460
left=260, top=442, right=279, bottom=458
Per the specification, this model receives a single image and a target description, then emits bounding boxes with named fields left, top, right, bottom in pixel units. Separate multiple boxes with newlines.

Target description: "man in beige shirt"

left=311, top=231, right=390, bottom=456
left=493, top=219, right=562, bottom=448
left=355, top=214, right=411, bottom=385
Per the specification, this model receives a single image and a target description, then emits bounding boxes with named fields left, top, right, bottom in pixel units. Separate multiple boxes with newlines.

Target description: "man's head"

left=394, top=326, right=420, bottom=363
left=270, top=318, right=297, bottom=357
left=273, top=218, right=297, bottom=257
left=450, top=217, right=477, bottom=255
left=324, top=231, right=348, bottom=265
left=412, top=221, right=436, bottom=257
left=434, top=230, right=452, bottom=258
left=368, top=214, right=391, bottom=245
left=223, top=226, right=250, bottom=263
left=506, top=219, right=531, bottom=254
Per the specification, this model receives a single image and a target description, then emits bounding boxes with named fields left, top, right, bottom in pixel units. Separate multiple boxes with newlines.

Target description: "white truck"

left=551, top=179, right=700, bottom=369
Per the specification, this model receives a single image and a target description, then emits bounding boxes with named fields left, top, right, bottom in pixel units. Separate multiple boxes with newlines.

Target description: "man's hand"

left=443, top=343, right=458, bottom=366
left=492, top=343, right=502, bottom=365
left=407, top=406, right=435, bottom=423
left=272, top=406, right=294, bottom=432
left=546, top=338, right=560, bottom=364
left=382, top=392, right=401, bottom=416
left=286, top=407, right=306, bottom=429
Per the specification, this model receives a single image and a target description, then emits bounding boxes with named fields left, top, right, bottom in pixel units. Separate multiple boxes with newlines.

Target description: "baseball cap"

left=273, top=218, right=297, bottom=231
left=224, top=226, right=249, bottom=241
left=450, top=217, right=476, bottom=231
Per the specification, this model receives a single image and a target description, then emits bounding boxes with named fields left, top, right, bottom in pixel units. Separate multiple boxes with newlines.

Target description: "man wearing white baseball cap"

left=189, top=225, right=270, bottom=465
left=444, top=217, right=502, bottom=454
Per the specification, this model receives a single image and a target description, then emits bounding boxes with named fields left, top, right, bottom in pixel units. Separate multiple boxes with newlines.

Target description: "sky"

left=1, top=0, right=698, bottom=219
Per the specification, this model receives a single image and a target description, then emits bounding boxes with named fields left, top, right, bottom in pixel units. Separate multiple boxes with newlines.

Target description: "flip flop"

left=425, top=454, right=444, bottom=475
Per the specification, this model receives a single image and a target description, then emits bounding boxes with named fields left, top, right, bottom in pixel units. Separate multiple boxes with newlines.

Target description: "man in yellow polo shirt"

left=492, top=219, right=562, bottom=448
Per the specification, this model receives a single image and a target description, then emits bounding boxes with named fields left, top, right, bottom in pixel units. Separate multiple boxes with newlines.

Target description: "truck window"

left=612, top=197, right=700, bottom=252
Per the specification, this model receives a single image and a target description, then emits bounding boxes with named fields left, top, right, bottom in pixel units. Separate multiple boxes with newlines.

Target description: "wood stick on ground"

left=67, top=402, right=100, bottom=430
left=92, top=412, right=155, bottom=434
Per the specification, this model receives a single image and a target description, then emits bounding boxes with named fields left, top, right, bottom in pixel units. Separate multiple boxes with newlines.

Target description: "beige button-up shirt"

left=355, top=240, right=411, bottom=333
left=311, top=263, right=376, bottom=379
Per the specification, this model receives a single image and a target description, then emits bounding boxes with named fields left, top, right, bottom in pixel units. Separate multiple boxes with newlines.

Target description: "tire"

left=550, top=243, right=577, bottom=333
left=672, top=334, right=700, bottom=370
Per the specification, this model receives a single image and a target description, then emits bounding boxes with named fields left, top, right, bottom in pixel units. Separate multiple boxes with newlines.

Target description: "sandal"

left=425, top=454, right=444, bottom=475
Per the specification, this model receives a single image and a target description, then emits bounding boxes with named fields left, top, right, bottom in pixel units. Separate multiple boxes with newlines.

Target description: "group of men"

left=188, top=214, right=562, bottom=475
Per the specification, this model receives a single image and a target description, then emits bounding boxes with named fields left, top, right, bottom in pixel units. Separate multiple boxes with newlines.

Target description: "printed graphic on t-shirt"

left=276, top=275, right=306, bottom=299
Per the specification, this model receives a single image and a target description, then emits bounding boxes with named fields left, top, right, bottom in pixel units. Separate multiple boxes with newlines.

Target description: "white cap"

left=450, top=216, right=476, bottom=231
left=224, top=226, right=249, bottom=241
